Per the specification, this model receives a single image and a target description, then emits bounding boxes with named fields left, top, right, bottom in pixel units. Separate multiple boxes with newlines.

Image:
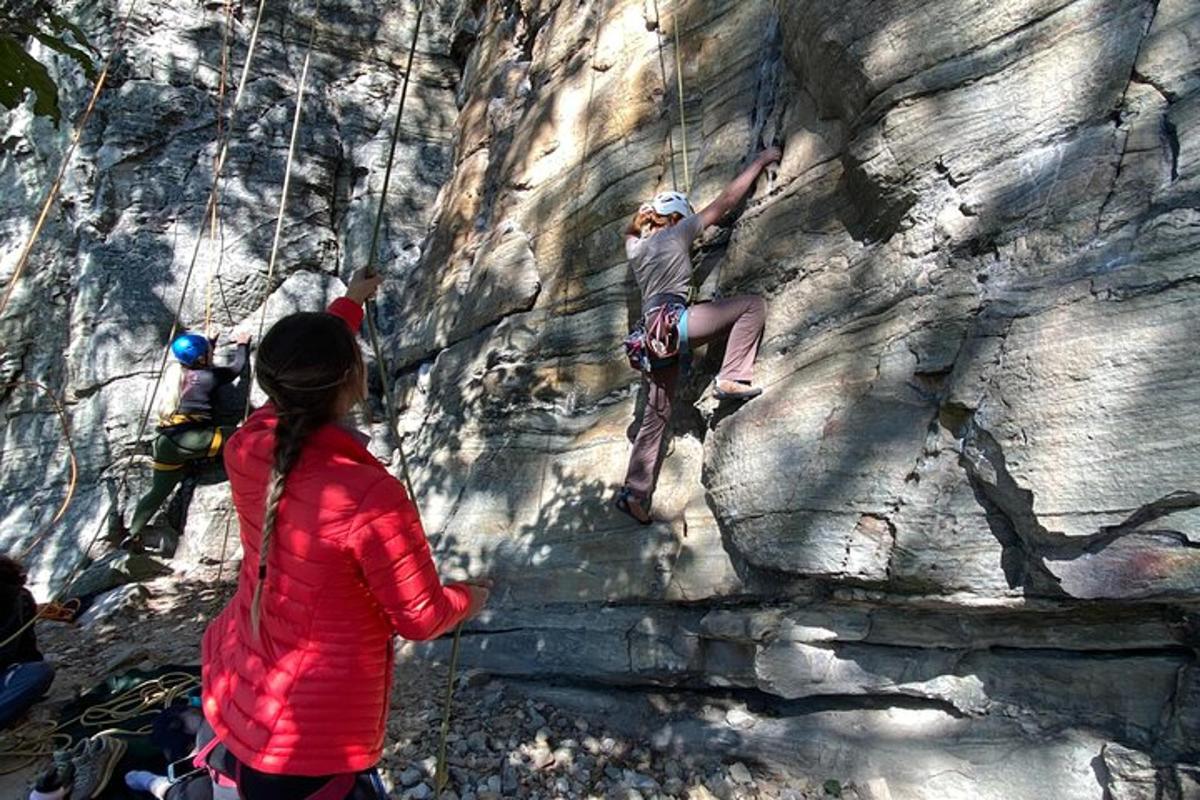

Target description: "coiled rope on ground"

left=0, top=671, right=200, bottom=775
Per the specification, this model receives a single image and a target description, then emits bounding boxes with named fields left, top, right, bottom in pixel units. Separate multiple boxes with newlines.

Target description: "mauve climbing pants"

left=624, top=295, right=766, bottom=499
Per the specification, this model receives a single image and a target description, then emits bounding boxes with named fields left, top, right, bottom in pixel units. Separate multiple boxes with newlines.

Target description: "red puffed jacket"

left=201, top=297, right=470, bottom=776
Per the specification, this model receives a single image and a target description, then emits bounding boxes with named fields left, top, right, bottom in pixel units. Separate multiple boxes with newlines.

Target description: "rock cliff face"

left=3, top=0, right=1199, bottom=797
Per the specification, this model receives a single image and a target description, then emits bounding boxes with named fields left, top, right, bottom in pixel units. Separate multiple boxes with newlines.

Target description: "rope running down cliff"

left=0, top=0, right=273, bottom=659
left=651, top=0, right=678, bottom=191
left=1, top=381, right=79, bottom=562
left=204, top=0, right=238, bottom=336
left=339, top=2, right=467, bottom=794
left=0, top=0, right=141, bottom=319
left=243, top=9, right=322, bottom=419
left=114, top=0, right=270, bottom=506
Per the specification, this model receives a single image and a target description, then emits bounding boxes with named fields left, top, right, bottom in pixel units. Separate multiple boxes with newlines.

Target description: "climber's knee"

left=747, top=295, right=766, bottom=321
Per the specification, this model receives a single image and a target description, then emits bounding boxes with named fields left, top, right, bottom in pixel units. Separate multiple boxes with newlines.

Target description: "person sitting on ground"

left=615, top=146, right=782, bottom=525
left=200, top=269, right=489, bottom=800
left=0, top=556, right=53, bottom=731
left=121, top=329, right=251, bottom=549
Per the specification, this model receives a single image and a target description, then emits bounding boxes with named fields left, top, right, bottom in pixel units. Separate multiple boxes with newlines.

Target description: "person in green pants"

left=123, top=330, right=251, bottom=548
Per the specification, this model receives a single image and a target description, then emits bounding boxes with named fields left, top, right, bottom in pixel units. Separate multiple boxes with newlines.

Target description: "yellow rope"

left=673, top=16, right=690, bottom=194
left=204, top=0, right=237, bottom=337
left=244, top=10, right=321, bottom=420
left=0, top=0, right=141, bottom=319
left=0, top=381, right=80, bottom=561
left=650, top=0, right=678, bottom=190
left=0, top=672, right=200, bottom=775
left=0, top=0, right=274, bottom=659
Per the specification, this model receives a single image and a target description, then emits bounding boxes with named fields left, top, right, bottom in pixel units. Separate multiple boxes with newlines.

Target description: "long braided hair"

left=249, top=311, right=364, bottom=635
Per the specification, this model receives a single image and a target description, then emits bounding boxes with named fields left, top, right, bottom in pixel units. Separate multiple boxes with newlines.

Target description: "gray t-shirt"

left=626, top=214, right=705, bottom=312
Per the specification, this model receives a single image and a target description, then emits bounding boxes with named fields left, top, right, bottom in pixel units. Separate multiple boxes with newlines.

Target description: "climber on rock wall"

left=616, top=146, right=781, bottom=525
left=199, top=268, right=489, bottom=799
left=119, top=330, right=251, bottom=551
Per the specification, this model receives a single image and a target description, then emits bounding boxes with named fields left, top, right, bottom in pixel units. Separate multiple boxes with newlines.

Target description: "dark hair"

left=249, top=311, right=363, bottom=634
left=0, top=556, right=26, bottom=588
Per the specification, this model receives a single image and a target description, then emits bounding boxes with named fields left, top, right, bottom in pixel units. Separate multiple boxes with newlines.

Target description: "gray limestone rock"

left=3, top=0, right=1200, bottom=796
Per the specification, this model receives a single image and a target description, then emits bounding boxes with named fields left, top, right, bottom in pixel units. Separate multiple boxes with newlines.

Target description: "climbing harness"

left=0, top=0, right=141, bottom=319
left=623, top=301, right=690, bottom=373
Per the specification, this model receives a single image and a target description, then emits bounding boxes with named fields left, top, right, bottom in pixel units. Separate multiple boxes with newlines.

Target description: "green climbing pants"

left=128, top=425, right=234, bottom=536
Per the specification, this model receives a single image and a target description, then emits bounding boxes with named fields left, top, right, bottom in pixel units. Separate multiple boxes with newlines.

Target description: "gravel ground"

left=7, top=564, right=838, bottom=799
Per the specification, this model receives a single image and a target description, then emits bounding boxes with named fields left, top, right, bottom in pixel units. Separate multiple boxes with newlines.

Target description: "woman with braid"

left=199, top=269, right=489, bottom=799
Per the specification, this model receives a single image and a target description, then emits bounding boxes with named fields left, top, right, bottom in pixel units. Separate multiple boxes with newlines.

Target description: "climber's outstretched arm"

left=697, top=146, right=782, bottom=229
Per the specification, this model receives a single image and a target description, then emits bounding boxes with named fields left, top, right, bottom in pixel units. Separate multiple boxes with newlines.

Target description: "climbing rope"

left=543, top=0, right=609, bottom=504
left=434, top=613, right=463, bottom=794
left=0, top=381, right=81, bottom=658
left=114, top=0, right=269, bottom=510
left=0, top=672, right=200, bottom=775
left=360, top=0, right=424, bottom=458
left=650, top=0, right=678, bottom=191
left=243, top=9, right=322, bottom=419
left=203, top=0, right=237, bottom=337
left=0, top=0, right=141, bottom=319
left=0, top=381, right=79, bottom=561
left=340, top=1, right=465, bottom=794
left=0, top=0, right=271, bottom=659
left=673, top=18, right=691, bottom=194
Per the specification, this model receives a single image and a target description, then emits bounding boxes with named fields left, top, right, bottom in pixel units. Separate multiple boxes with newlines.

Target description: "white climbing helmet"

left=647, top=191, right=694, bottom=219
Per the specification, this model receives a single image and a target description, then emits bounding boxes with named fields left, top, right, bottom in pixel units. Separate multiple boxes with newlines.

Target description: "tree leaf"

left=0, top=32, right=61, bottom=124
left=32, top=30, right=96, bottom=80
left=42, top=4, right=97, bottom=58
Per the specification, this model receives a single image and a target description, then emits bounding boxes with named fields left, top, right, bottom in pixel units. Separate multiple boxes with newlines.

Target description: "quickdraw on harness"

left=624, top=298, right=690, bottom=373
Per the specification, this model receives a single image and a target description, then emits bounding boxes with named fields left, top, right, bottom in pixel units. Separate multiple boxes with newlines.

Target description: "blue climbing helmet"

left=170, top=332, right=211, bottom=367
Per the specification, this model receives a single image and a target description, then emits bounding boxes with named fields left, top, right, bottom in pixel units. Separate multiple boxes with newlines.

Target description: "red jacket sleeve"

left=328, top=296, right=365, bottom=332
left=348, top=476, right=471, bottom=641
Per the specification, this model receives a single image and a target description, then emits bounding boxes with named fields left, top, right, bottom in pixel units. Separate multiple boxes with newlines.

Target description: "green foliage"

left=823, top=779, right=843, bottom=797
left=0, top=0, right=96, bottom=124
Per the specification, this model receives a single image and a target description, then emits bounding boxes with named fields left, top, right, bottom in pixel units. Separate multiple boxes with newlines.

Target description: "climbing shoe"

left=713, top=379, right=763, bottom=402
left=69, top=734, right=127, bottom=799
left=615, top=488, right=653, bottom=526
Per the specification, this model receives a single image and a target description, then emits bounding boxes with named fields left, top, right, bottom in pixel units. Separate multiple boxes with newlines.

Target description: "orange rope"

left=1, top=381, right=80, bottom=561
left=0, top=0, right=141, bottom=318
